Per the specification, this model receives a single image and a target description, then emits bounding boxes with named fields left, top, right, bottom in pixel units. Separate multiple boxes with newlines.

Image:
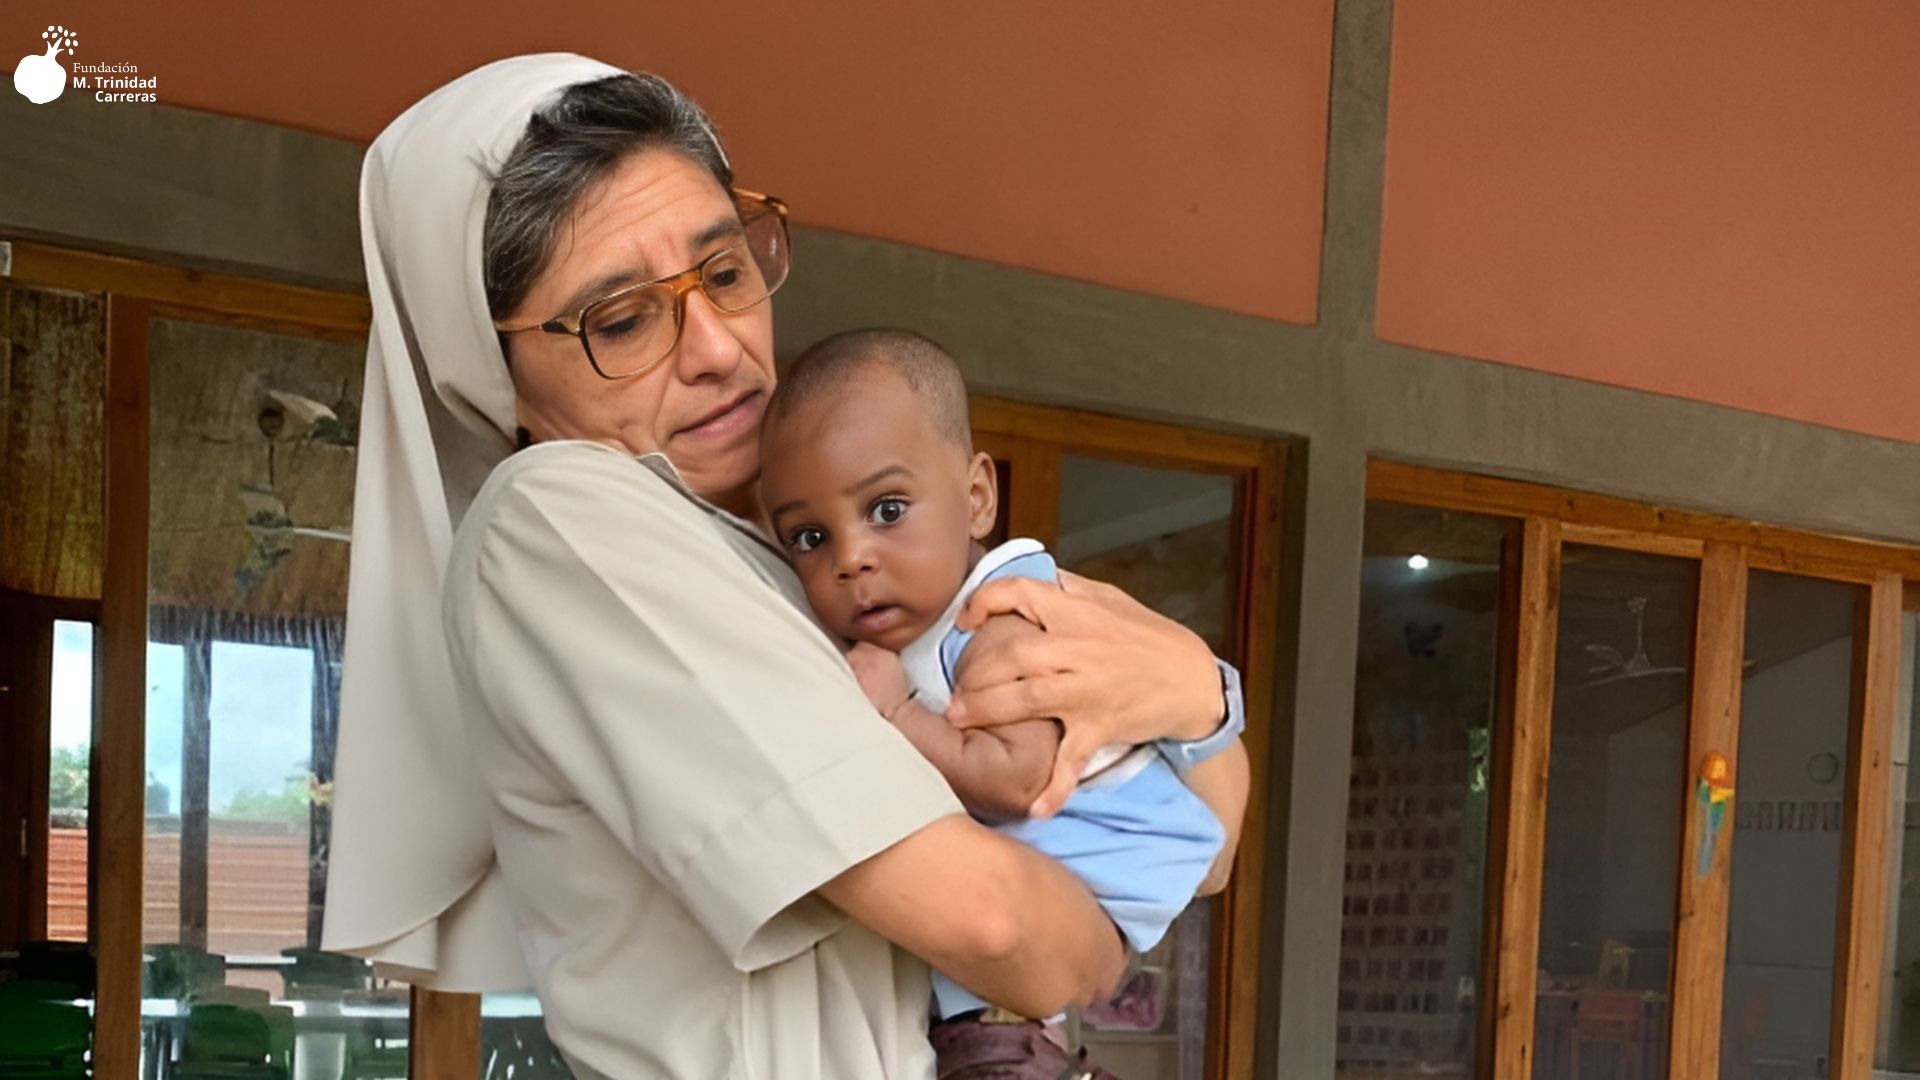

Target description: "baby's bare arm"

left=887, top=703, right=1058, bottom=821
left=888, top=612, right=1061, bottom=820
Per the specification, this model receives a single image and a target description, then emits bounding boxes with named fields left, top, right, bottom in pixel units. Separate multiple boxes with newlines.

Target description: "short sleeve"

left=937, top=549, right=1060, bottom=684
left=443, top=443, right=961, bottom=971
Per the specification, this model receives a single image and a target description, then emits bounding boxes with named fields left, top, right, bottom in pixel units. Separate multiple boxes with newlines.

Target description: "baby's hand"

left=846, top=642, right=912, bottom=718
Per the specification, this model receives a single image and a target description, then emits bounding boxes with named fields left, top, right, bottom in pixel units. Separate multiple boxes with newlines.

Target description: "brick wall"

left=48, top=824, right=311, bottom=955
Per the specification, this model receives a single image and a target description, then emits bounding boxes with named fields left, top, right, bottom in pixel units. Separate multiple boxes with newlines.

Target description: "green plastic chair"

left=143, top=946, right=227, bottom=1000
left=174, top=1003, right=292, bottom=1080
left=15, top=943, right=94, bottom=999
left=188, top=986, right=272, bottom=1008
left=0, top=996, right=90, bottom=1079
left=278, top=948, right=371, bottom=997
left=256, top=1009, right=294, bottom=1077
left=0, top=979, right=83, bottom=1003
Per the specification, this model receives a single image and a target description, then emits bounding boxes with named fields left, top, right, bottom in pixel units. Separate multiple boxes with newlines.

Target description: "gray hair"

left=483, top=73, right=732, bottom=323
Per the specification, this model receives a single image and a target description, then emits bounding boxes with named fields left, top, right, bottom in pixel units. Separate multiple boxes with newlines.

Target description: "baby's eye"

left=869, top=498, right=908, bottom=526
left=787, top=526, right=826, bottom=553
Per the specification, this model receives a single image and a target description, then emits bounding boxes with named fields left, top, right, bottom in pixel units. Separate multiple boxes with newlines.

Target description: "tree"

left=222, top=771, right=312, bottom=824
left=49, top=745, right=89, bottom=811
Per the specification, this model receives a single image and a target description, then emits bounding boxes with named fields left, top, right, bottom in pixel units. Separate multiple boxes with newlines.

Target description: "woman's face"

left=500, top=148, right=777, bottom=509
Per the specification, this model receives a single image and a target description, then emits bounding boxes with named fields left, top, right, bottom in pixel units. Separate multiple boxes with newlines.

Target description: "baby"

left=758, top=327, right=1229, bottom=1034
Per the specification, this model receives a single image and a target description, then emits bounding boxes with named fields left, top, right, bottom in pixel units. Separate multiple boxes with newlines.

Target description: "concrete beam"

left=0, top=95, right=364, bottom=290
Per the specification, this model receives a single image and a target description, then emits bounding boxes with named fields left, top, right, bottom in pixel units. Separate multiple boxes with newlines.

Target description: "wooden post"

left=1666, top=543, right=1748, bottom=1079
left=1488, top=518, right=1560, bottom=1080
left=1207, top=444, right=1285, bottom=1080
left=409, top=987, right=483, bottom=1080
left=94, top=296, right=151, bottom=1079
left=986, top=433, right=1061, bottom=549
left=1830, top=571, right=1901, bottom=1080
left=1475, top=519, right=1524, bottom=1080
left=179, top=636, right=211, bottom=950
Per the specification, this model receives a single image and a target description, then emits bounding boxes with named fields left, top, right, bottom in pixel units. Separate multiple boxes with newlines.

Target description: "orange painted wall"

left=1377, top=0, right=1920, bottom=443
left=1, top=1, right=1334, bottom=324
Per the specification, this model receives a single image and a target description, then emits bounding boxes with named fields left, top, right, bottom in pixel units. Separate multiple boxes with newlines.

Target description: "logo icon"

left=14, top=24, right=78, bottom=104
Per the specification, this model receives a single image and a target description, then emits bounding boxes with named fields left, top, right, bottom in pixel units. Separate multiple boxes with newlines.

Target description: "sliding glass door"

left=1344, top=463, right=1909, bottom=1080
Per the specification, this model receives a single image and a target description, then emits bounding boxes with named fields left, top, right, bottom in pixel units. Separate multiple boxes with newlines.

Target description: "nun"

left=320, top=54, right=1248, bottom=1079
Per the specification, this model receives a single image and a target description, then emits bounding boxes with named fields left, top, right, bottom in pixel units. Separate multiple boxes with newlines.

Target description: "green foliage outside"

left=49, top=745, right=90, bottom=811
left=51, top=745, right=311, bottom=823
left=222, top=772, right=313, bottom=823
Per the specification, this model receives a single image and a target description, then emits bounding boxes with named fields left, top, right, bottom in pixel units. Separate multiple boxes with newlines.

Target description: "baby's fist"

left=846, top=642, right=911, bottom=718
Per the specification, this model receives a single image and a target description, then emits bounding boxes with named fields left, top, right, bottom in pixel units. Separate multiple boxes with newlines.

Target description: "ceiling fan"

left=231, top=390, right=356, bottom=592
left=1583, top=597, right=1682, bottom=685
left=1583, top=595, right=1755, bottom=687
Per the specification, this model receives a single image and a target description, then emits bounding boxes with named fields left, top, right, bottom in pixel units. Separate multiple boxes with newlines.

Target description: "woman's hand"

left=947, top=569, right=1227, bottom=818
left=846, top=642, right=913, bottom=717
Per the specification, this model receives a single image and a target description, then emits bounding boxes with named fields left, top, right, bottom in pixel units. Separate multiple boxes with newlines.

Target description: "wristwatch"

left=1156, top=659, right=1246, bottom=778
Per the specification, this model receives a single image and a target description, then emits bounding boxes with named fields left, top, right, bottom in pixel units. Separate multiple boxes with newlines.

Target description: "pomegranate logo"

left=14, top=24, right=78, bottom=104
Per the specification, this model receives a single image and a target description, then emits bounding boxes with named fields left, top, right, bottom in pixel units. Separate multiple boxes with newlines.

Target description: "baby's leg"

left=997, top=757, right=1225, bottom=955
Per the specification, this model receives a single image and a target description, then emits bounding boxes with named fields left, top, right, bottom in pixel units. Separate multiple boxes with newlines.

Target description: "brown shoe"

left=929, top=1014, right=1123, bottom=1080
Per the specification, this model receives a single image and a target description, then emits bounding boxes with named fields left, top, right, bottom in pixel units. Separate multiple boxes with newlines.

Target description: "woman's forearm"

left=820, top=816, right=1125, bottom=1017
left=1185, top=740, right=1250, bottom=895
left=958, top=831, right=1128, bottom=1015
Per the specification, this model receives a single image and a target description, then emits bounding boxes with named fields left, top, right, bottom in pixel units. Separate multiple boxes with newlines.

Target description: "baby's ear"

left=967, top=451, right=999, bottom=540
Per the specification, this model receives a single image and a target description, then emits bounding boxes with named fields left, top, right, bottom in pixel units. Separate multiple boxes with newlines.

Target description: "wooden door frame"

left=973, top=395, right=1286, bottom=1080
left=1369, top=459, right=1912, bottom=1080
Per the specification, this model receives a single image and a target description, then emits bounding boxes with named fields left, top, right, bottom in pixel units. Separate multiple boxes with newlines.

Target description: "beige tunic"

left=441, top=440, right=960, bottom=1079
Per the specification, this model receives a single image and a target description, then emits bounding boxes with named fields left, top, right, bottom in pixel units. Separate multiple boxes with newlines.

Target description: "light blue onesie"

left=897, top=538, right=1226, bottom=1019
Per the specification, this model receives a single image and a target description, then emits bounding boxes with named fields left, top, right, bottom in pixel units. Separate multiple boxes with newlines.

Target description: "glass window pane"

left=1720, top=571, right=1860, bottom=1079
left=141, top=316, right=403, bottom=1073
left=207, top=640, right=316, bottom=963
left=143, top=641, right=186, bottom=949
left=1057, top=454, right=1239, bottom=1078
left=1057, top=455, right=1237, bottom=654
left=1535, top=545, right=1694, bottom=1080
left=48, top=619, right=96, bottom=943
left=1338, top=501, right=1506, bottom=1078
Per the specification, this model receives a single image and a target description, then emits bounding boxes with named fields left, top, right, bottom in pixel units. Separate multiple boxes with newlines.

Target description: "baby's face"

left=761, top=369, right=996, bottom=651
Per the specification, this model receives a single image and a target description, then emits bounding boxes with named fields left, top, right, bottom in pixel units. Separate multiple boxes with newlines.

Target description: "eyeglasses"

left=500, top=189, right=790, bottom=381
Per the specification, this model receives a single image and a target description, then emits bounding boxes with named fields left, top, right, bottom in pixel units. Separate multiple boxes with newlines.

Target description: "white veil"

left=319, top=53, right=625, bottom=989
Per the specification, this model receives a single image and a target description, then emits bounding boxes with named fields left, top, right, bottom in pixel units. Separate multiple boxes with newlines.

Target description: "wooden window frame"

left=1368, top=459, right=1911, bottom=1080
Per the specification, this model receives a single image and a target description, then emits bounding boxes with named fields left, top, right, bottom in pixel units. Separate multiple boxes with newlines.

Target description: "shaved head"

left=769, top=328, right=972, bottom=451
